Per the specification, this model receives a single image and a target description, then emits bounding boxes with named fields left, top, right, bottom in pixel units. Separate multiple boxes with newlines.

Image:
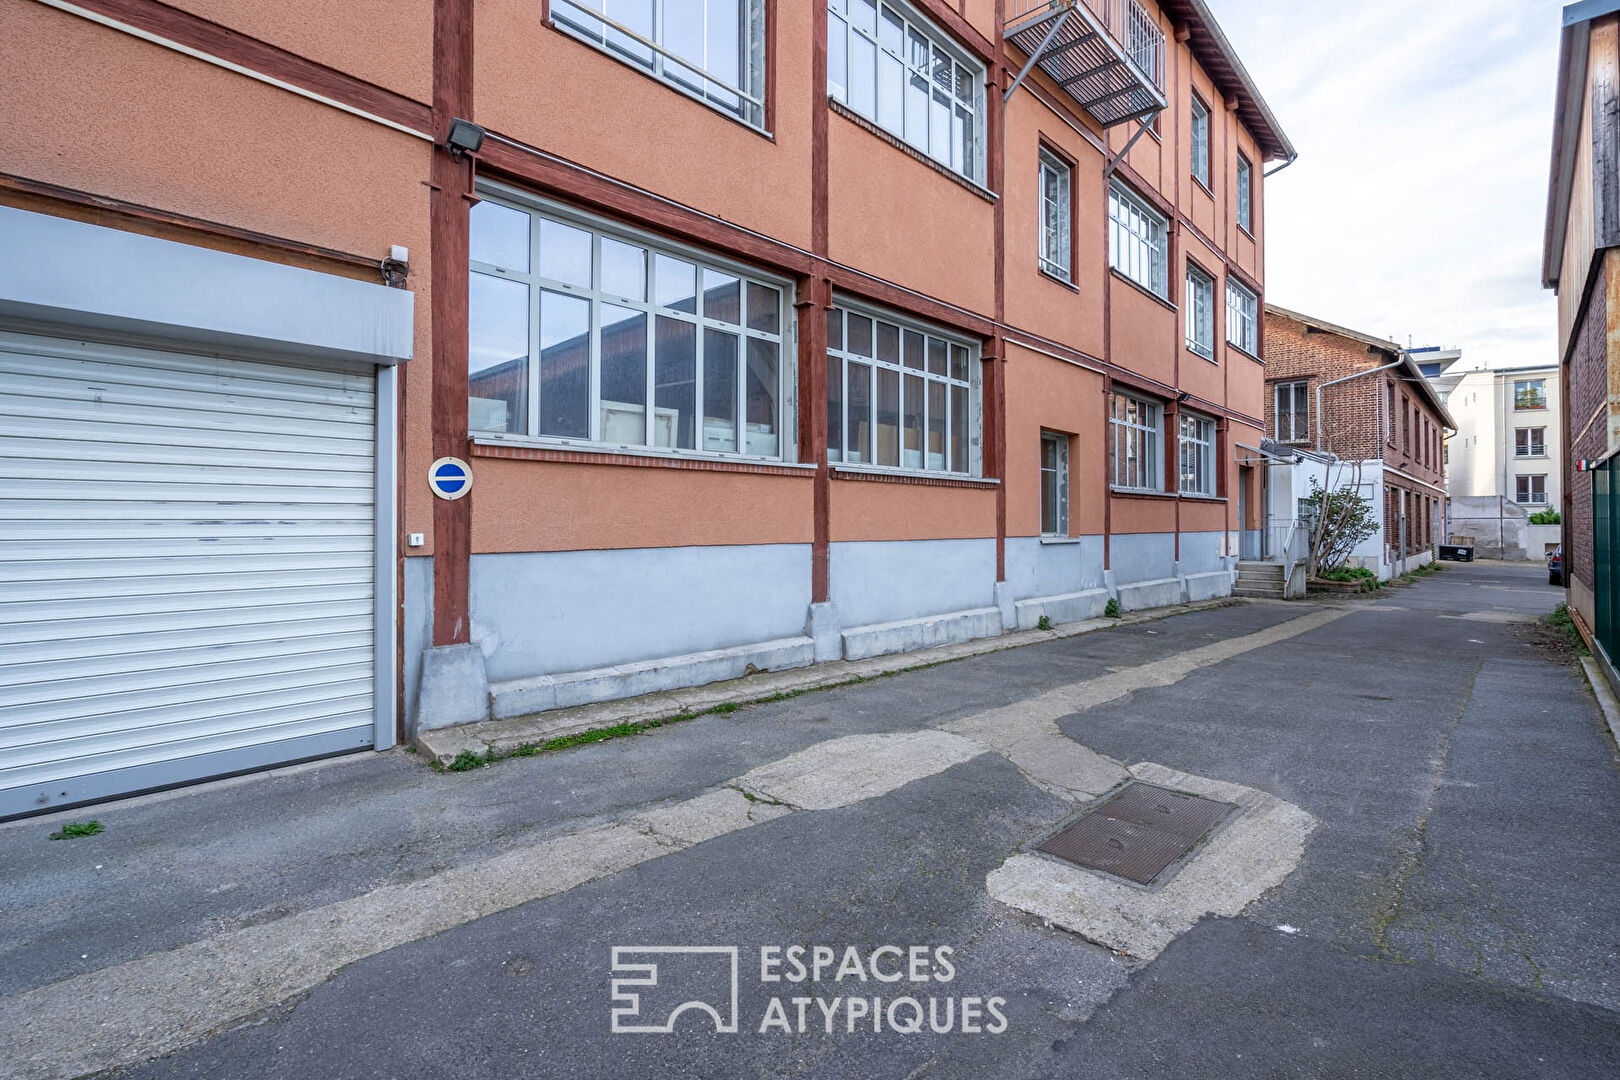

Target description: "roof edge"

left=1163, top=0, right=1295, bottom=163
left=1264, top=304, right=1456, bottom=429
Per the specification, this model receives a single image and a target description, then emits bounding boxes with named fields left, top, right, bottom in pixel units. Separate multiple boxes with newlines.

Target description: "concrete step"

left=1233, top=586, right=1285, bottom=599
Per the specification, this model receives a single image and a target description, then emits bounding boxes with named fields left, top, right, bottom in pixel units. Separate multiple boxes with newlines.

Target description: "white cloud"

left=1210, top=0, right=1565, bottom=368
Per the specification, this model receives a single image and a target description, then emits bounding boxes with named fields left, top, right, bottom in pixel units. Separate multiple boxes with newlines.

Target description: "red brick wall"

left=1569, top=263, right=1609, bottom=587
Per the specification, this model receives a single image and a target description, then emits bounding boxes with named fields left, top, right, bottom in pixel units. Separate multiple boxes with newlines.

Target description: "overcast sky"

left=1211, top=0, right=1565, bottom=369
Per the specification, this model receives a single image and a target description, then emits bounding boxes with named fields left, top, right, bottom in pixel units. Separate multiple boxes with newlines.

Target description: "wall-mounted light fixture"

left=446, top=118, right=486, bottom=160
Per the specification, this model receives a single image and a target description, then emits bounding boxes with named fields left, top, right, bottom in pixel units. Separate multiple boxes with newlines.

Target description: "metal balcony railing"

left=1004, top=0, right=1166, bottom=127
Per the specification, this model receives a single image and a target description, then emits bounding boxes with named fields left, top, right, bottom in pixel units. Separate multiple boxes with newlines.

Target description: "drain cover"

left=1037, top=782, right=1237, bottom=886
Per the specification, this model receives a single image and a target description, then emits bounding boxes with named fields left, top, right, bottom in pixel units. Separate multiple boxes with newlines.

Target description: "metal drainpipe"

left=1314, top=358, right=1406, bottom=455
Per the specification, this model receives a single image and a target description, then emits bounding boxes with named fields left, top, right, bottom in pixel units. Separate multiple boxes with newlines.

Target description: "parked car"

left=1549, top=545, right=1564, bottom=586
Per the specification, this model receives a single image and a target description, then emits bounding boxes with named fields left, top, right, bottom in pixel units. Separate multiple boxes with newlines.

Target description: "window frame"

left=1110, top=390, right=1164, bottom=493
left=1040, top=430, right=1070, bottom=536
left=1236, top=153, right=1253, bottom=233
left=551, top=0, right=769, bottom=132
left=467, top=186, right=798, bottom=463
left=1037, top=146, right=1073, bottom=283
left=1109, top=180, right=1169, bottom=298
left=826, top=0, right=987, bottom=184
left=1516, top=474, right=1548, bottom=505
left=1185, top=262, right=1215, bottom=360
left=1274, top=380, right=1310, bottom=444
left=1513, top=378, right=1547, bottom=411
left=1190, top=94, right=1211, bottom=190
left=824, top=297, right=982, bottom=477
left=1177, top=411, right=1216, bottom=496
left=1225, top=278, right=1258, bottom=355
left=1515, top=426, right=1547, bottom=458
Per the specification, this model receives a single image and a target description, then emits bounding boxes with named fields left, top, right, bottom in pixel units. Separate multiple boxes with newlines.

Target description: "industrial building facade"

left=0, top=0, right=1290, bottom=815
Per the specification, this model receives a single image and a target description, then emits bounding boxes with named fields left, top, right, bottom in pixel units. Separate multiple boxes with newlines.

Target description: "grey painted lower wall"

left=1176, top=531, right=1228, bottom=576
left=470, top=544, right=813, bottom=682
left=828, top=538, right=997, bottom=628
left=1109, top=532, right=1177, bottom=584
left=1004, top=535, right=1106, bottom=600
left=402, top=555, right=433, bottom=730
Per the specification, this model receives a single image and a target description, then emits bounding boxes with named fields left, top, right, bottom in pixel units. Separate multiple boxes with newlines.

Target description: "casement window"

left=552, top=0, right=767, bottom=129
left=1109, top=181, right=1168, bottom=297
left=1236, top=154, right=1253, bottom=232
left=1274, top=380, right=1309, bottom=443
left=1038, top=149, right=1072, bottom=282
left=468, top=196, right=791, bottom=458
left=1190, top=95, right=1210, bottom=188
left=1225, top=279, right=1258, bottom=354
left=1178, top=412, right=1216, bottom=496
left=1402, top=396, right=1410, bottom=454
left=1185, top=264, right=1214, bottom=359
left=827, top=0, right=985, bottom=182
left=1514, top=379, right=1546, bottom=410
left=1040, top=431, right=1069, bottom=535
left=1516, top=474, right=1548, bottom=505
left=825, top=303, right=977, bottom=473
left=1110, top=392, right=1163, bottom=491
left=1386, top=381, right=1397, bottom=443
left=1515, top=427, right=1546, bottom=457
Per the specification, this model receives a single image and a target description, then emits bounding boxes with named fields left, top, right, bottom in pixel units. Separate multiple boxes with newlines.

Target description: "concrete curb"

left=415, top=598, right=1241, bottom=765
left=1580, top=656, right=1620, bottom=751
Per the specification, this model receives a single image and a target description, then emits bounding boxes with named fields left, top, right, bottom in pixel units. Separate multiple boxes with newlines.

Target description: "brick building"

left=1544, top=0, right=1620, bottom=678
left=0, top=0, right=1292, bottom=816
left=1262, top=306, right=1452, bottom=574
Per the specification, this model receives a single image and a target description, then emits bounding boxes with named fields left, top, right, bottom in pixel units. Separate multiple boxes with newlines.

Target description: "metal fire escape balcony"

left=1004, top=0, right=1167, bottom=127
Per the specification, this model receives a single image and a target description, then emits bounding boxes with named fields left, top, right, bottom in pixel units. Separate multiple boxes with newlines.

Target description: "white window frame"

left=1178, top=412, right=1216, bottom=496
left=1109, top=181, right=1168, bottom=297
left=1516, top=474, right=1548, bottom=505
left=1185, top=263, right=1214, bottom=360
left=551, top=0, right=768, bottom=131
left=1226, top=278, right=1258, bottom=355
left=827, top=0, right=986, bottom=184
left=468, top=187, right=796, bottom=462
left=1190, top=95, right=1211, bottom=188
left=1275, top=380, right=1310, bottom=444
left=1514, top=379, right=1547, bottom=410
left=825, top=299, right=981, bottom=476
left=1038, top=149, right=1072, bottom=283
left=1110, top=391, right=1163, bottom=492
left=1040, top=431, right=1069, bottom=536
left=1515, top=427, right=1546, bottom=458
left=1236, top=154, right=1253, bottom=232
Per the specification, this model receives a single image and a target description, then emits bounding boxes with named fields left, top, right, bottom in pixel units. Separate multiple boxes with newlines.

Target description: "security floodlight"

left=446, top=118, right=486, bottom=159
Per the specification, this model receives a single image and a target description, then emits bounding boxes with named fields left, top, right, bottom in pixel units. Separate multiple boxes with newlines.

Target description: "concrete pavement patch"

left=734, top=731, right=984, bottom=810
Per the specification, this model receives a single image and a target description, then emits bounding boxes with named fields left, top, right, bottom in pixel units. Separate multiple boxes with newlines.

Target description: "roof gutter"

left=1182, top=0, right=1296, bottom=162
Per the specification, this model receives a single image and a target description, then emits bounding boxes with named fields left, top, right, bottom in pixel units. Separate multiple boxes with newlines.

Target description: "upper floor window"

left=1110, top=391, right=1163, bottom=491
left=1516, top=474, right=1548, bottom=506
left=1516, top=427, right=1546, bottom=457
left=1225, top=279, right=1258, bottom=355
left=1514, top=379, right=1546, bottom=410
left=1190, top=95, right=1210, bottom=188
left=1178, top=412, right=1216, bottom=496
left=1038, top=149, right=1072, bottom=282
left=1236, top=154, right=1253, bottom=232
left=553, top=0, right=767, bottom=130
left=1402, top=396, right=1411, bottom=454
left=1185, top=264, right=1214, bottom=360
left=1109, top=181, right=1167, bottom=297
left=826, top=303, right=977, bottom=474
left=828, top=0, right=984, bottom=183
left=1275, top=380, right=1309, bottom=443
left=468, top=195, right=790, bottom=458
left=1386, top=381, right=1397, bottom=443
left=1040, top=431, right=1069, bottom=535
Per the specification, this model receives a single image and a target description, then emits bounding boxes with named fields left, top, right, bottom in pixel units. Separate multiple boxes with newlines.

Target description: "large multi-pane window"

left=469, top=196, right=789, bottom=458
left=1178, top=413, right=1215, bottom=496
left=1225, top=279, right=1258, bottom=354
left=1236, top=154, right=1253, bottom=232
left=1185, top=264, right=1214, bottom=359
left=825, top=304, right=976, bottom=473
left=1110, top=392, right=1162, bottom=491
left=1190, top=95, right=1210, bottom=188
left=552, top=0, right=767, bottom=129
left=827, top=0, right=984, bottom=182
left=1040, top=432, right=1069, bottom=535
left=1274, top=380, right=1309, bottom=443
left=1038, top=149, right=1072, bottom=282
left=1109, top=181, right=1168, bottom=297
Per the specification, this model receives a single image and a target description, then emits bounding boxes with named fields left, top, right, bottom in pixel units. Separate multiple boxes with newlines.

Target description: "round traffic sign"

left=428, top=456, right=473, bottom=500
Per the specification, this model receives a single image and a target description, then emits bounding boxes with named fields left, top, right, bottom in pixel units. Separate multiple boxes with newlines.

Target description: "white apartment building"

left=1428, top=353, right=1562, bottom=560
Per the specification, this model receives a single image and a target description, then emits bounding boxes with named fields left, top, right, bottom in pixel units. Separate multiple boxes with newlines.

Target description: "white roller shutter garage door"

left=0, top=331, right=379, bottom=817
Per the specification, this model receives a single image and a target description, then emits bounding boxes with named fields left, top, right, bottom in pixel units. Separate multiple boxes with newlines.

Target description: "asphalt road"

left=4, top=562, right=1614, bottom=1079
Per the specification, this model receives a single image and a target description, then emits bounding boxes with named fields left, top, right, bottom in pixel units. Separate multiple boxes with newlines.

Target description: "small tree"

left=1304, top=476, right=1380, bottom=575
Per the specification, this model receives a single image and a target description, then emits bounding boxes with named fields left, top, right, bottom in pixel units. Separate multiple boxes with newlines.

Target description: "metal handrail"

left=1005, top=0, right=1165, bottom=90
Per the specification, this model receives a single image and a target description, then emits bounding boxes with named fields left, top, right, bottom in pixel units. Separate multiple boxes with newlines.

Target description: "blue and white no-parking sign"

left=428, top=456, right=473, bottom=500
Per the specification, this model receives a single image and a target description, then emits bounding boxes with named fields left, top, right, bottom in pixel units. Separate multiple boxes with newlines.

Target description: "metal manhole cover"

left=1037, top=782, right=1238, bottom=886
